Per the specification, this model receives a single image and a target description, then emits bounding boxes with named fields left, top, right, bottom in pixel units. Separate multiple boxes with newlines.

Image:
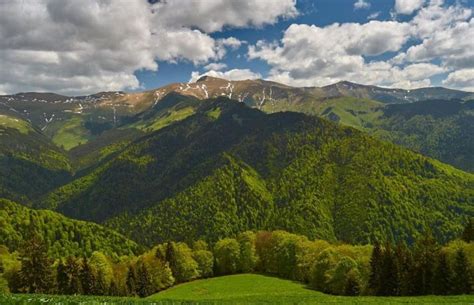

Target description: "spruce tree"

left=452, top=249, right=472, bottom=294
left=136, top=261, right=153, bottom=297
left=412, top=232, right=438, bottom=295
left=65, top=257, right=83, bottom=295
left=432, top=251, right=452, bottom=295
left=165, top=242, right=178, bottom=278
left=17, top=234, right=54, bottom=293
left=368, top=241, right=383, bottom=295
left=95, top=269, right=107, bottom=295
left=56, top=260, right=69, bottom=294
left=380, top=242, right=399, bottom=296
left=80, top=258, right=95, bottom=295
left=126, top=264, right=138, bottom=296
left=395, top=241, right=412, bottom=296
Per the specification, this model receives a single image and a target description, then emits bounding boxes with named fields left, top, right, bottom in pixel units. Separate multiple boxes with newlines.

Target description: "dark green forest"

left=37, top=99, right=473, bottom=246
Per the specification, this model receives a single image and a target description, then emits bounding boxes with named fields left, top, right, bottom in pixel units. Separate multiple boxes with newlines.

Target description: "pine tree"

left=412, top=232, right=438, bottom=295
left=17, top=234, right=54, bottom=293
left=94, top=270, right=107, bottom=295
left=80, top=258, right=95, bottom=295
left=461, top=218, right=474, bottom=242
left=368, top=241, right=383, bottom=295
left=165, top=242, right=178, bottom=278
left=126, top=264, right=138, bottom=296
left=65, top=257, right=83, bottom=295
left=452, top=249, right=472, bottom=295
left=136, top=261, right=153, bottom=297
left=380, top=242, right=399, bottom=296
left=395, top=241, right=412, bottom=296
left=56, top=260, right=69, bottom=294
left=432, top=251, right=452, bottom=295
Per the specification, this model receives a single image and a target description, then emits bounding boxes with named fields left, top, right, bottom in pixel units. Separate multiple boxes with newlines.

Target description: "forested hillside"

left=39, top=99, right=474, bottom=246
left=0, top=112, right=72, bottom=204
left=0, top=199, right=141, bottom=257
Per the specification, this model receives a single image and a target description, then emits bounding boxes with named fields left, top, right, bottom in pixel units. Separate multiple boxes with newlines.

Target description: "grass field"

left=2, top=274, right=473, bottom=304
left=149, top=274, right=474, bottom=305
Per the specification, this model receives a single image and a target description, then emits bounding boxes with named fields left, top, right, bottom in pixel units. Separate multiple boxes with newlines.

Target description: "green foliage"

left=237, top=231, right=257, bottom=273
left=192, top=243, right=214, bottom=278
left=0, top=199, right=141, bottom=257
left=14, top=234, right=54, bottom=294
left=462, top=218, right=474, bottom=242
left=214, top=238, right=240, bottom=275
left=452, top=249, right=472, bottom=294
left=70, top=99, right=474, bottom=247
left=0, top=114, right=71, bottom=203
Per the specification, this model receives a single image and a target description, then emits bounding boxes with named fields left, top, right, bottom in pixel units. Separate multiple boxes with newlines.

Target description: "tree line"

left=1, top=223, right=473, bottom=297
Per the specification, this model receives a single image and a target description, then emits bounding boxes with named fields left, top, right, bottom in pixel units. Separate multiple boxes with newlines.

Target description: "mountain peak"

left=196, top=75, right=226, bottom=83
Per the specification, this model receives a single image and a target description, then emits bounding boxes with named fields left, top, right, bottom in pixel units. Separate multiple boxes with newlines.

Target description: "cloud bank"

left=0, top=0, right=296, bottom=95
left=248, top=1, right=473, bottom=90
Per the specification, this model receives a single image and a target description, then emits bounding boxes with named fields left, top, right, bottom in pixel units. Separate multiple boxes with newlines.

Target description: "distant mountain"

left=0, top=199, right=141, bottom=257
left=2, top=77, right=471, bottom=172
left=321, top=81, right=473, bottom=104
left=39, top=98, right=474, bottom=246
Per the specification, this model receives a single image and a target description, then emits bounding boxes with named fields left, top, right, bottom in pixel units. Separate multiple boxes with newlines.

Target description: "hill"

left=149, top=274, right=474, bottom=304
left=0, top=111, right=72, bottom=203
left=289, top=97, right=474, bottom=172
left=39, top=99, right=474, bottom=246
left=0, top=199, right=141, bottom=257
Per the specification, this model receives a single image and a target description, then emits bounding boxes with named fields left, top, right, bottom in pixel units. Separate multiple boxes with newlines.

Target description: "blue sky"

left=0, top=0, right=473, bottom=95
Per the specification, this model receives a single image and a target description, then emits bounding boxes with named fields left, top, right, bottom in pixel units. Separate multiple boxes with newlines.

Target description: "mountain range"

left=0, top=78, right=473, bottom=249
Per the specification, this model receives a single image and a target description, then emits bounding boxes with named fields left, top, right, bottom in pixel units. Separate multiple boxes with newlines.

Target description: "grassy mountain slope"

left=40, top=99, right=474, bottom=246
left=0, top=199, right=141, bottom=257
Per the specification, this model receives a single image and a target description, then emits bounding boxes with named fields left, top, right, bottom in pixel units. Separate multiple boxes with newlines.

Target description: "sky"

left=0, top=0, right=473, bottom=95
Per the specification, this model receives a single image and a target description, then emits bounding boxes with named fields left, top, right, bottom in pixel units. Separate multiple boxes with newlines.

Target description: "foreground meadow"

left=2, top=274, right=474, bottom=304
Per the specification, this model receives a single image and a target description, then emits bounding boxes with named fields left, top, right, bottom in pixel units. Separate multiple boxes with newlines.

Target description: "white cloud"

left=395, top=0, right=425, bottom=15
left=204, top=63, right=228, bottom=71
left=248, top=22, right=421, bottom=88
left=151, top=0, right=298, bottom=33
left=189, top=69, right=262, bottom=83
left=219, top=37, right=245, bottom=50
left=354, top=0, right=370, bottom=10
left=248, top=1, right=474, bottom=90
left=367, top=11, right=381, bottom=20
left=443, top=69, right=474, bottom=92
left=0, top=0, right=297, bottom=95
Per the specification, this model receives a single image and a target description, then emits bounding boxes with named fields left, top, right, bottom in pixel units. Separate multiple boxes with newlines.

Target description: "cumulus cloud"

left=0, top=0, right=297, bottom=95
left=395, top=0, right=425, bottom=15
left=354, top=0, right=370, bottom=10
left=248, top=1, right=473, bottom=90
left=151, top=0, right=298, bottom=32
left=248, top=22, right=422, bottom=88
left=443, top=69, right=474, bottom=92
left=189, top=69, right=262, bottom=83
